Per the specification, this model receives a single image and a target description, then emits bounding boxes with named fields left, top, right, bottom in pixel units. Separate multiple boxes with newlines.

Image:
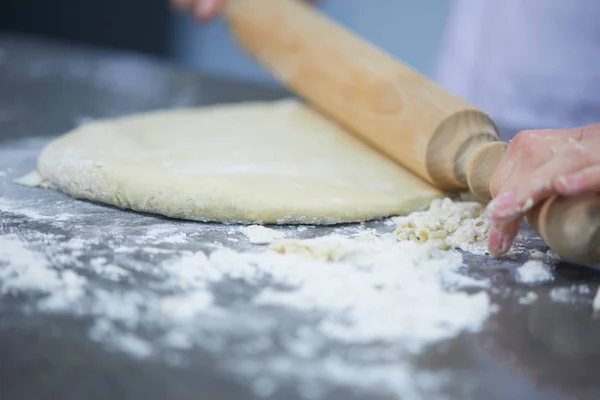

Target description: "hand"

left=486, top=123, right=600, bottom=257
left=170, top=0, right=227, bottom=20
left=171, top=0, right=320, bottom=21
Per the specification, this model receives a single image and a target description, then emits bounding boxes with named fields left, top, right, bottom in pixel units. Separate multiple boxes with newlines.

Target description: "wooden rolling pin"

left=224, top=0, right=600, bottom=266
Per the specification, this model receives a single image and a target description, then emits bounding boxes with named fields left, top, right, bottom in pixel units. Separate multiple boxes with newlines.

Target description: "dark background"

left=0, top=0, right=171, bottom=57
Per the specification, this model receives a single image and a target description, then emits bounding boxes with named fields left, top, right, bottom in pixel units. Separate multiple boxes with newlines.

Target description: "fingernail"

left=556, top=173, right=582, bottom=195
left=487, top=192, right=518, bottom=220
left=488, top=226, right=513, bottom=258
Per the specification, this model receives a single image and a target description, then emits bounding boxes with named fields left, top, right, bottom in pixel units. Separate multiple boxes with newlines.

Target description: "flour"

left=593, top=287, right=600, bottom=311
left=0, top=206, right=494, bottom=399
left=518, top=291, right=539, bottom=305
left=260, top=235, right=491, bottom=345
left=0, top=198, right=48, bottom=220
left=550, top=288, right=576, bottom=303
left=0, top=236, right=64, bottom=293
left=239, top=225, right=285, bottom=244
left=550, top=285, right=591, bottom=304
left=515, top=260, right=554, bottom=284
left=0, top=236, right=87, bottom=311
left=89, top=257, right=130, bottom=281
left=394, top=197, right=489, bottom=254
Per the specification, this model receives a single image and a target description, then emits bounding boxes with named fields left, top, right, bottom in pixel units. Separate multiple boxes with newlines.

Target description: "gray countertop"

left=1, top=35, right=600, bottom=400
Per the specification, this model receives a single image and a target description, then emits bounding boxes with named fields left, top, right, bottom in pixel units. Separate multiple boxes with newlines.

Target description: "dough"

left=38, top=100, right=442, bottom=224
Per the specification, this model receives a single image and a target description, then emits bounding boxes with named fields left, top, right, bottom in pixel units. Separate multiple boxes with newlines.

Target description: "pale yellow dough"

left=38, top=100, right=442, bottom=224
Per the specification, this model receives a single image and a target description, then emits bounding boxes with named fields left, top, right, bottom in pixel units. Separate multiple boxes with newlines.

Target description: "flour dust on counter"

left=594, top=287, right=600, bottom=311
left=34, top=99, right=442, bottom=225
left=1, top=192, right=496, bottom=399
left=0, top=231, right=491, bottom=399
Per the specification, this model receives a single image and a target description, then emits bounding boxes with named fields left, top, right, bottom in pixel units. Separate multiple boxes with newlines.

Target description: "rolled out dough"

left=38, top=100, right=442, bottom=224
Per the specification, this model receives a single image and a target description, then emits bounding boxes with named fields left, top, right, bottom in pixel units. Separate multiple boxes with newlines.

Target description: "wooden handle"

left=528, top=195, right=600, bottom=266
left=224, top=0, right=600, bottom=265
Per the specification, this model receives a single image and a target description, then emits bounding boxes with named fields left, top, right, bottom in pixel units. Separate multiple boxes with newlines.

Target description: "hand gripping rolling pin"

left=224, top=0, right=600, bottom=265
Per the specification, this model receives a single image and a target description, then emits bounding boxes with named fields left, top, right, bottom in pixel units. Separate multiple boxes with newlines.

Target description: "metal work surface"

left=1, top=35, right=600, bottom=400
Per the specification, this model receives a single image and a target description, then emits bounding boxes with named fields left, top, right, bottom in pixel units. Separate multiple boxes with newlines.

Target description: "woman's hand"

left=171, top=0, right=227, bottom=20
left=171, top=0, right=319, bottom=21
left=487, top=123, right=600, bottom=256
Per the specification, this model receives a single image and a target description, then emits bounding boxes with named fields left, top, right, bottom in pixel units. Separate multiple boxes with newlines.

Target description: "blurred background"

left=0, top=0, right=451, bottom=85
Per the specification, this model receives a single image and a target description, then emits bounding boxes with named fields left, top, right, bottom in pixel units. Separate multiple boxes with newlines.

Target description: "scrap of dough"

left=394, top=197, right=489, bottom=253
left=14, top=171, right=49, bottom=187
left=37, top=100, right=442, bottom=224
left=239, top=225, right=285, bottom=244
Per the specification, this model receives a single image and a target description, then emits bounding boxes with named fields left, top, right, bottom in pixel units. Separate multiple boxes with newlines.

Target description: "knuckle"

left=507, top=130, right=539, bottom=156
left=568, top=143, right=593, bottom=159
left=511, top=130, right=536, bottom=145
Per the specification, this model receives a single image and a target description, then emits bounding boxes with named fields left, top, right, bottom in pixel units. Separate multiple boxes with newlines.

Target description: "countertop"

left=1, top=35, right=600, bottom=400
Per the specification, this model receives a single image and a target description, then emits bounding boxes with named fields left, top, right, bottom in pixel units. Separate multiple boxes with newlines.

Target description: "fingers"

left=488, top=219, right=522, bottom=257
left=487, top=141, right=599, bottom=223
left=193, top=0, right=228, bottom=21
left=489, top=128, right=585, bottom=197
left=171, top=0, right=227, bottom=20
left=173, top=0, right=319, bottom=21
left=556, top=165, right=600, bottom=196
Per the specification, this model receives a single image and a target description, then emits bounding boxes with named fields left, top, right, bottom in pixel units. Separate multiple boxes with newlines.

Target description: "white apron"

left=434, top=0, right=600, bottom=141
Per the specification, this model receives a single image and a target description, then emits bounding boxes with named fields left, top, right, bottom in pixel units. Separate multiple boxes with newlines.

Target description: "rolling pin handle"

left=464, top=141, right=507, bottom=202
left=527, top=194, right=600, bottom=266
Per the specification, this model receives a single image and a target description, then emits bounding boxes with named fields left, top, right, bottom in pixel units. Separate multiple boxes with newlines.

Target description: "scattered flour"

left=0, top=198, right=48, bottom=220
left=550, top=288, right=575, bottom=303
left=0, top=236, right=87, bottom=310
left=393, top=197, right=489, bottom=254
left=593, top=287, right=600, bottom=311
left=239, top=225, right=285, bottom=244
left=0, top=236, right=64, bottom=293
left=0, top=212, right=494, bottom=398
left=89, top=257, right=129, bottom=281
left=518, top=291, right=539, bottom=305
left=1, top=229, right=493, bottom=346
left=527, top=247, right=561, bottom=262
left=549, top=285, right=591, bottom=304
left=261, top=235, right=491, bottom=344
left=515, top=260, right=554, bottom=284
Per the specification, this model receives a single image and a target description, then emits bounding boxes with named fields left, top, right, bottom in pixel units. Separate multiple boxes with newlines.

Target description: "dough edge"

left=37, top=101, right=443, bottom=224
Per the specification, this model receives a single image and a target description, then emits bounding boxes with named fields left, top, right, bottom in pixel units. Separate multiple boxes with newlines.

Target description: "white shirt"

left=434, top=0, right=600, bottom=140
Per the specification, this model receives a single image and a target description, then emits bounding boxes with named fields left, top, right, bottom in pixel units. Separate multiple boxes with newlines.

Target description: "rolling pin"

left=223, top=0, right=600, bottom=266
